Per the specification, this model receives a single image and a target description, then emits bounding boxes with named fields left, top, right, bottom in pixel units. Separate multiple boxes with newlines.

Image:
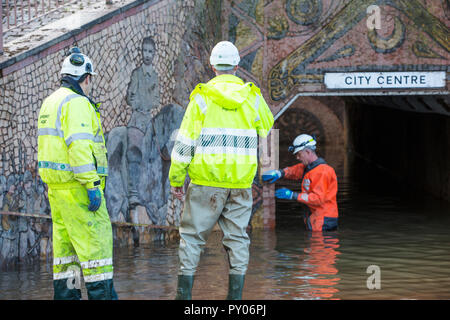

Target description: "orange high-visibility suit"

left=283, top=159, right=338, bottom=231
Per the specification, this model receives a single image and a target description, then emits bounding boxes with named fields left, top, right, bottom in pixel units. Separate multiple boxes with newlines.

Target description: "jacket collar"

left=61, top=76, right=98, bottom=108
left=305, top=157, right=327, bottom=173
left=300, top=157, right=327, bottom=184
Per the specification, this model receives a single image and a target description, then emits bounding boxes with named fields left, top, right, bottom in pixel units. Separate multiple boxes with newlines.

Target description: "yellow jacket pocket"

left=93, top=143, right=108, bottom=176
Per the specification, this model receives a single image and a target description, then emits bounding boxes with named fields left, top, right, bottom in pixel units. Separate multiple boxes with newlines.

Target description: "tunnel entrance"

left=272, top=93, right=450, bottom=230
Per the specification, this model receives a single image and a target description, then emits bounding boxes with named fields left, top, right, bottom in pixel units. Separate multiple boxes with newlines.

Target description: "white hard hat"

left=60, top=47, right=97, bottom=78
left=210, top=41, right=240, bottom=70
left=289, top=134, right=317, bottom=154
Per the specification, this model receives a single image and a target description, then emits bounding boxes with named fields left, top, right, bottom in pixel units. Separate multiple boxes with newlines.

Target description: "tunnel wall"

left=346, top=102, right=450, bottom=202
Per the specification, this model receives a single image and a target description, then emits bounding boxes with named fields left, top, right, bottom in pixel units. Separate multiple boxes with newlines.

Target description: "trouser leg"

left=50, top=187, right=118, bottom=300
left=49, top=188, right=82, bottom=300
left=218, top=188, right=252, bottom=300
left=178, top=183, right=228, bottom=276
left=218, top=188, right=252, bottom=275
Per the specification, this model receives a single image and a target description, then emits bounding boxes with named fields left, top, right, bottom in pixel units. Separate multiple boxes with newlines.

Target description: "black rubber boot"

left=175, top=275, right=194, bottom=300
left=226, top=274, right=245, bottom=300
left=53, top=279, right=82, bottom=300
left=85, top=279, right=118, bottom=300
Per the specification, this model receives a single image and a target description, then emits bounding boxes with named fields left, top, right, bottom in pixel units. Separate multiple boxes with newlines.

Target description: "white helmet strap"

left=288, top=139, right=315, bottom=153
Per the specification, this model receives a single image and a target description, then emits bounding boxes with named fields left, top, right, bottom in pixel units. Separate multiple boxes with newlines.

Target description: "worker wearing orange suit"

left=262, top=134, right=338, bottom=231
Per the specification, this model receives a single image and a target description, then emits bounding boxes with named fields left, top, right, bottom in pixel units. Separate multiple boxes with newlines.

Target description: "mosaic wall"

left=0, top=0, right=224, bottom=267
left=0, top=0, right=200, bottom=174
left=224, top=0, right=449, bottom=105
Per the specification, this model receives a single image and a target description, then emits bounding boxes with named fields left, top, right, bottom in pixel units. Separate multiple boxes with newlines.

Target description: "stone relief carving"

left=104, top=36, right=185, bottom=227
left=125, top=36, right=161, bottom=207
left=0, top=160, right=51, bottom=268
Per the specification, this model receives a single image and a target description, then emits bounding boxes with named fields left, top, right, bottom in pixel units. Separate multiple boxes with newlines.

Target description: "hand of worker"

left=171, top=186, right=184, bottom=201
left=262, top=169, right=283, bottom=184
left=275, top=188, right=297, bottom=200
left=87, top=188, right=102, bottom=211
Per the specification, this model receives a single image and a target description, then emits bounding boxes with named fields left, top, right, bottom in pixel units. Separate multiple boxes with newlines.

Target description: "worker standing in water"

left=38, top=47, right=118, bottom=300
left=262, top=134, right=338, bottom=232
left=169, top=41, right=274, bottom=300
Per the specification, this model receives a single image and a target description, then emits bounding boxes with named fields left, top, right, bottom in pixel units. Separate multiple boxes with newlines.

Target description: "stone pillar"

left=259, top=129, right=278, bottom=229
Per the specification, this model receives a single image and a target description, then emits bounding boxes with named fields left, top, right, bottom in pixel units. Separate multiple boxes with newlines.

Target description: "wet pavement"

left=1, top=155, right=450, bottom=300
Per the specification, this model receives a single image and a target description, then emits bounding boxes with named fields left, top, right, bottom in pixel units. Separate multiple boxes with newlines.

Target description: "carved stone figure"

left=105, top=103, right=184, bottom=225
left=126, top=37, right=161, bottom=207
left=105, top=36, right=185, bottom=227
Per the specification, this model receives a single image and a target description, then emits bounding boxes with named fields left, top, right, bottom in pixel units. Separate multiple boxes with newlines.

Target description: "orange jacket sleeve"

left=282, top=163, right=305, bottom=180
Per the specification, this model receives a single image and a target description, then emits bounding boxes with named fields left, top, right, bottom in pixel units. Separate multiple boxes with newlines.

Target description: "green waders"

left=176, top=183, right=252, bottom=299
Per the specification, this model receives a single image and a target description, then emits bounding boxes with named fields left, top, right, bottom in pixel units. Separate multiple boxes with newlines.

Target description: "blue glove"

left=87, top=188, right=102, bottom=212
left=262, top=169, right=283, bottom=184
left=275, top=188, right=296, bottom=200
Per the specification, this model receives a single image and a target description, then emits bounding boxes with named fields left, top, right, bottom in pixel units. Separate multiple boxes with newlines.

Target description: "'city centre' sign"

left=324, top=71, right=446, bottom=89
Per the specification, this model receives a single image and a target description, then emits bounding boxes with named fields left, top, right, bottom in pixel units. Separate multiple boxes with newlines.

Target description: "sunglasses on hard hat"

left=69, top=53, right=93, bottom=74
left=68, top=47, right=83, bottom=65
left=288, top=139, right=314, bottom=153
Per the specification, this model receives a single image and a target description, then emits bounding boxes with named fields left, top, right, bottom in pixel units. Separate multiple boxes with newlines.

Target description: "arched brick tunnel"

left=272, top=94, right=450, bottom=205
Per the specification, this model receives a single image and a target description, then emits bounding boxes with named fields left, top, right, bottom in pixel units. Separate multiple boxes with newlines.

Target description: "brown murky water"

left=1, top=155, right=450, bottom=300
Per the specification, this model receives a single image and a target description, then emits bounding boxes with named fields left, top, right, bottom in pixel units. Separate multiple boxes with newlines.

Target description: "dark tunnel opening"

left=270, top=95, right=450, bottom=300
left=273, top=94, right=450, bottom=232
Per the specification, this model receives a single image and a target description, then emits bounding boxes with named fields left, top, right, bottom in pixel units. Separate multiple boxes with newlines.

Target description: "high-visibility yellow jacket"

left=38, top=87, right=108, bottom=190
left=169, top=74, right=274, bottom=189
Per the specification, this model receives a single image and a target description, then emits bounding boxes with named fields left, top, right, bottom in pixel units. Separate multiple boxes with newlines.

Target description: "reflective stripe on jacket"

left=283, top=161, right=338, bottom=231
left=169, top=74, right=274, bottom=189
left=38, top=87, right=107, bottom=189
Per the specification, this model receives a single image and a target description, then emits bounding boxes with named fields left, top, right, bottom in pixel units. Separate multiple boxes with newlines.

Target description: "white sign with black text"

left=324, top=71, right=446, bottom=89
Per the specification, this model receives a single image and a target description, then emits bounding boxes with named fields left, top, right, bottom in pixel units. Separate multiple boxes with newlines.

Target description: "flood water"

left=1, top=154, right=450, bottom=300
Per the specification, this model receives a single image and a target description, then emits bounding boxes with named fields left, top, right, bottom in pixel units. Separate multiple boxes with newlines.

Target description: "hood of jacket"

left=202, top=74, right=252, bottom=110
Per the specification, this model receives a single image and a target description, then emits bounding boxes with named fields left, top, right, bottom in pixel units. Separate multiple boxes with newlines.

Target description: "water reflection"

left=271, top=231, right=341, bottom=300
left=1, top=154, right=450, bottom=299
left=302, top=232, right=340, bottom=299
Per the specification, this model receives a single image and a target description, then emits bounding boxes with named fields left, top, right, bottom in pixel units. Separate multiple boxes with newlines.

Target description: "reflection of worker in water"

left=126, top=36, right=160, bottom=206
left=302, top=232, right=340, bottom=299
left=262, top=134, right=338, bottom=231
